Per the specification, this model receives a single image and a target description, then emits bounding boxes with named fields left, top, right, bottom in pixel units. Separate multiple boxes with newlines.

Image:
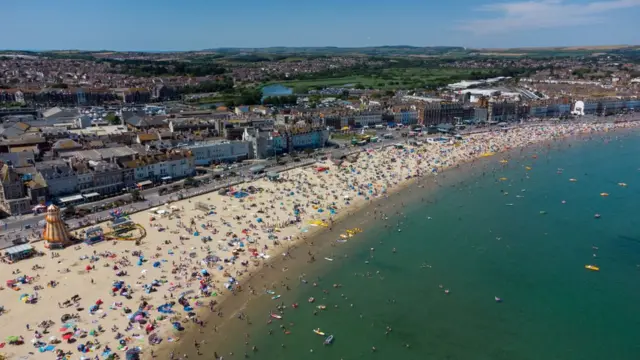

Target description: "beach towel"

left=39, top=345, right=56, bottom=352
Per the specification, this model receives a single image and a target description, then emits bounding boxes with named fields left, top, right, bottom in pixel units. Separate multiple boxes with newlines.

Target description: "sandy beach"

left=0, top=121, right=637, bottom=360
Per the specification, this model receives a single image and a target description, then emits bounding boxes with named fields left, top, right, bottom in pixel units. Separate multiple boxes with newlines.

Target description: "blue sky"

left=3, top=0, right=639, bottom=51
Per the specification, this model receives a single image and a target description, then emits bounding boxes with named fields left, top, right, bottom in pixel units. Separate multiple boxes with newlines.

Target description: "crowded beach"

left=0, top=121, right=637, bottom=360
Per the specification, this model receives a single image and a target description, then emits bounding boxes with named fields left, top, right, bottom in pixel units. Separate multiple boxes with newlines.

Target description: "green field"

left=265, top=67, right=497, bottom=91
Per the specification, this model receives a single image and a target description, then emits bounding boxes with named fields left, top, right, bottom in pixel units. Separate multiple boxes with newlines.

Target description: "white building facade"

left=185, top=141, right=251, bottom=166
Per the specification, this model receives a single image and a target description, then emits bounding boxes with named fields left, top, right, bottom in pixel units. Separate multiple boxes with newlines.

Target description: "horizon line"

left=0, top=44, right=637, bottom=54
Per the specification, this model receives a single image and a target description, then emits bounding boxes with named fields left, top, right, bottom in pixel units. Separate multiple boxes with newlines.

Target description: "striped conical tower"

left=42, top=205, right=71, bottom=249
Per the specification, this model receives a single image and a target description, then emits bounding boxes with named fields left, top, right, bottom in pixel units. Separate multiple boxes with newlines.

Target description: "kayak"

left=325, top=257, right=334, bottom=261
left=272, top=295, right=281, bottom=300
left=270, top=313, right=282, bottom=319
left=317, top=305, right=326, bottom=310
left=585, top=265, right=600, bottom=271
left=324, top=334, right=334, bottom=345
left=313, top=328, right=325, bottom=336
left=265, top=290, right=275, bottom=295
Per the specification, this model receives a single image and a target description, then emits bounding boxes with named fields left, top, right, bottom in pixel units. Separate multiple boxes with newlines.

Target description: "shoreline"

left=0, top=121, right=637, bottom=360
left=157, top=122, right=640, bottom=358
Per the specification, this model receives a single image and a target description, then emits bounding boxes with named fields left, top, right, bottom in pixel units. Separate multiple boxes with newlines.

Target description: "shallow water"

left=197, top=133, right=640, bottom=360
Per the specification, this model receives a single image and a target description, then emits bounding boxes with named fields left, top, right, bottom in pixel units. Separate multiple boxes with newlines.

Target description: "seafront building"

left=0, top=91, right=638, bottom=217
left=183, top=141, right=251, bottom=165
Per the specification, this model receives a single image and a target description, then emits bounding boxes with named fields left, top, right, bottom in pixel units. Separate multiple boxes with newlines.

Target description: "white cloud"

left=458, top=0, right=640, bottom=35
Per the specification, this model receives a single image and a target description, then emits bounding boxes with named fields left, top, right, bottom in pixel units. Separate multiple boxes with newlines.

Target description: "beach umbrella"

left=61, top=332, right=73, bottom=340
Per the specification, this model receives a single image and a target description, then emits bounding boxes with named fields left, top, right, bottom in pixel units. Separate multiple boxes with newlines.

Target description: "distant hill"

left=3, top=45, right=638, bottom=60
left=204, top=46, right=468, bottom=56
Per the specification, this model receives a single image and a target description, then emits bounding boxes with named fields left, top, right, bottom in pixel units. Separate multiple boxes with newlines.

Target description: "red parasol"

left=61, top=332, right=73, bottom=340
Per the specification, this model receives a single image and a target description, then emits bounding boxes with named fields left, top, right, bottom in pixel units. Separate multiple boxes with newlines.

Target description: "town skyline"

left=3, top=0, right=639, bottom=51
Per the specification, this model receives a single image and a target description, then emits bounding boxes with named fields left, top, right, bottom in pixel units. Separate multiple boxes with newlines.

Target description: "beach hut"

left=84, top=226, right=104, bottom=245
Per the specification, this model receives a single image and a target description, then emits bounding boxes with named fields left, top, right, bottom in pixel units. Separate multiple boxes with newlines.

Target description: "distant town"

left=0, top=46, right=639, bottom=220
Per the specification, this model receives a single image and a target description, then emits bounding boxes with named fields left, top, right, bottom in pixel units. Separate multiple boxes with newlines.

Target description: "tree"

left=130, top=189, right=144, bottom=202
left=354, top=83, right=365, bottom=90
left=105, top=113, right=121, bottom=125
left=63, top=204, right=76, bottom=217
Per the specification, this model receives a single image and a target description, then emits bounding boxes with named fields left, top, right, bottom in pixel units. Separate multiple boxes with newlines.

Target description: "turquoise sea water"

left=221, top=133, right=640, bottom=360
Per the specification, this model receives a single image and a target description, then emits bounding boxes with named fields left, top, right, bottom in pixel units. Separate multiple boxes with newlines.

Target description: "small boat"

left=272, top=295, right=281, bottom=300
left=292, top=303, right=298, bottom=309
left=499, top=177, right=508, bottom=181
left=317, top=305, right=327, bottom=310
left=270, top=313, right=282, bottom=319
left=600, top=193, right=609, bottom=197
left=594, top=214, right=601, bottom=219
left=495, top=296, right=502, bottom=303
left=505, top=203, right=514, bottom=206
left=313, top=328, right=325, bottom=336
left=325, top=257, right=334, bottom=261
left=444, top=289, right=450, bottom=295
left=308, top=297, right=315, bottom=303
left=266, top=290, right=275, bottom=295
left=569, top=178, right=577, bottom=182
left=585, top=265, right=600, bottom=271
left=324, top=335, right=334, bottom=345
left=618, top=182, right=627, bottom=187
